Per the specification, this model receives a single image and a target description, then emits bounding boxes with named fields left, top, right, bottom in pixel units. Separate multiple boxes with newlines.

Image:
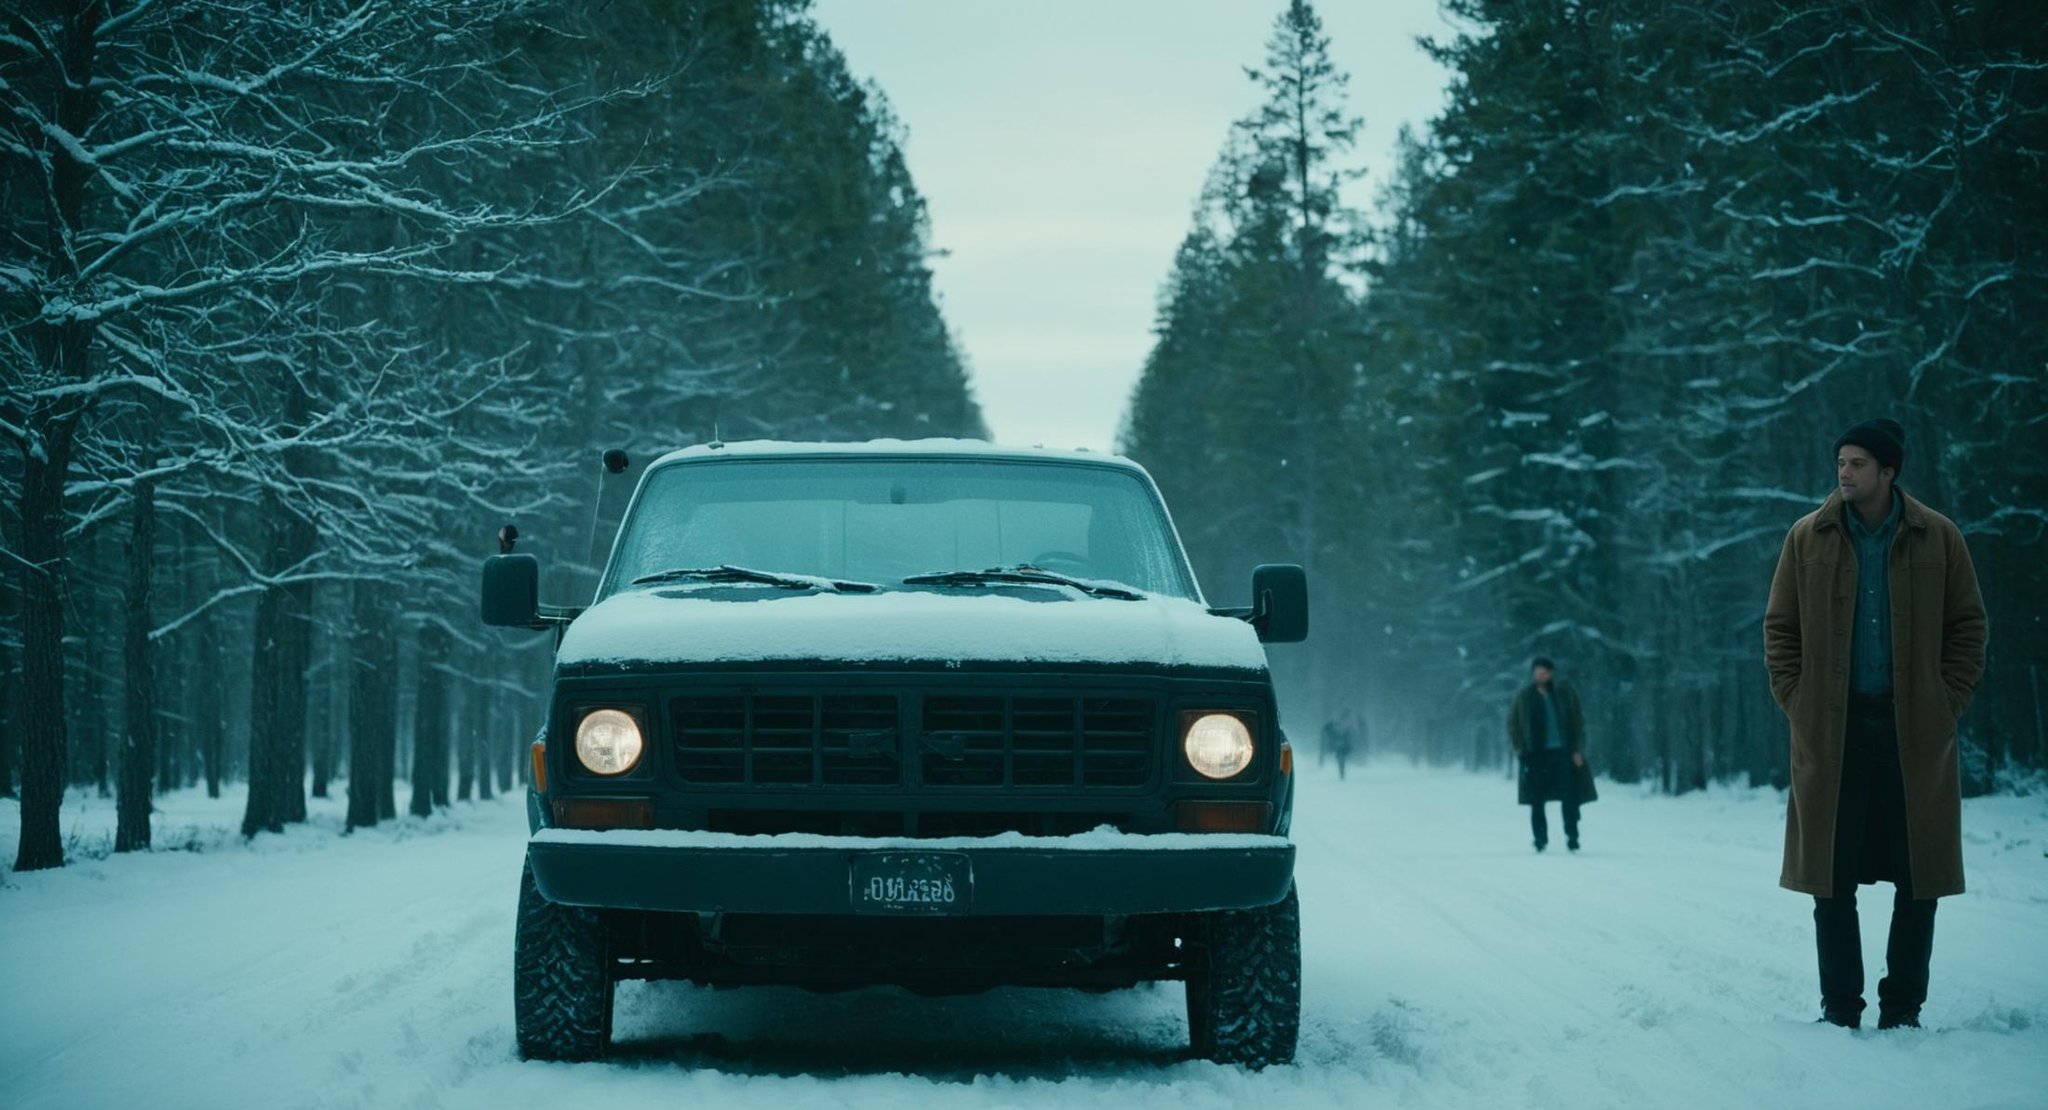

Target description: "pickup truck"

left=482, top=439, right=1307, bottom=1067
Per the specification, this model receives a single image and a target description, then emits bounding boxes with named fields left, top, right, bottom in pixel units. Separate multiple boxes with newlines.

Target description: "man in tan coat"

left=1764, top=418, right=1987, bottom=1030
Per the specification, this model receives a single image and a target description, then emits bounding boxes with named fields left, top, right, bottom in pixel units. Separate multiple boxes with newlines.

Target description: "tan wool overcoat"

left=1763, top=489, right=1987, bottom=899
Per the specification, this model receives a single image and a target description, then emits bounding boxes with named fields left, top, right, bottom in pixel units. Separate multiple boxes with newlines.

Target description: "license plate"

left=850, top=852, right=971, bottom=915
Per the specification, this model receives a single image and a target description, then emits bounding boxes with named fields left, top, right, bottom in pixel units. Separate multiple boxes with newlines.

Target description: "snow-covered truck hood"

left=554, top=588, right=1269, bottom=672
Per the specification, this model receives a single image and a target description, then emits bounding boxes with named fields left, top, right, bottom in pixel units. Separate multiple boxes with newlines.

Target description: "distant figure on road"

left=1765, top=418, right=1987, bottom=1031
left=1321, top=712, right=1357, bottom=779
left=1506, top=657, right=1596, bottom=852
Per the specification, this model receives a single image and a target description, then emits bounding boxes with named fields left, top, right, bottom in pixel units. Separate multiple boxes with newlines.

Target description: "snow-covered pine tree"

left=1121, top=0, right=1371, bottom=724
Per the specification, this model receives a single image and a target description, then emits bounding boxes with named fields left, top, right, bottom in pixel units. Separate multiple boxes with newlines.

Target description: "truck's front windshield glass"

left=604, top=458, right=1198, bottom=600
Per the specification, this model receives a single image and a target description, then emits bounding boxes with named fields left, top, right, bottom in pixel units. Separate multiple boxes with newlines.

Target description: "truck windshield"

left=603, top=458, right=1199, bottom=600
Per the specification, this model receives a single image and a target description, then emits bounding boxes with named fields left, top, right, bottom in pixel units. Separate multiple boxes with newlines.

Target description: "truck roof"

left=644, top=438, right=1145, bottom=471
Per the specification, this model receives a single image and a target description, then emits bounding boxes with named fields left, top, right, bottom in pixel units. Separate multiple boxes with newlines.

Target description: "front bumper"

left=526, top=828, right=1294, bottom=916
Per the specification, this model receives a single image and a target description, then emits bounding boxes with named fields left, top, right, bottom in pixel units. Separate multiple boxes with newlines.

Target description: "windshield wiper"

left=900, top=565, right=1142, bottom=600
left=631, top=565, right=878, bottom=593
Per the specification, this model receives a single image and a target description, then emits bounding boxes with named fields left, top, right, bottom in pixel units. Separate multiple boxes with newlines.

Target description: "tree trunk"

left=15, top=0, right=105, bottom=872
left=430, top=669, right=451, bottom=809
left=241, top=481, right=319, bottom=837
left=197, top=601, right=223, bottom=799
left=14, top=445, right=74, bottom=871
left=155, top=599, right=181, bottom=798
left=278, top=592, right=312, bottom=822
left=476, top=686, right=496, bottom=802
left=246, top=356, right=320, bottom=831
left=242, top=494, right=294, bottom=836
left=375, top=597, right=398, bottom=822
left=0, top=580, right=16, bottom=798
left=346, top=583, right=396, bottom=830
left=242, top=539, right=283, bottom=836
left=309, top=587, right=335, bottom=801
left=90, top=600, right=112, bottom=798
left=456, top=677, right=476, bottom=803
left=277, top=512, right=316, bottom=824
left=496, top=687, right=515, bottom=795
left=409, top=624, right=448, bottom=817
left=116, top=479, right=159, bottom=852
left=376, top=684, right=398, bottom=822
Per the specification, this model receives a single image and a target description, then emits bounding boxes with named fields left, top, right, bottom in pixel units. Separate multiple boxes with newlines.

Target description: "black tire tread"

left=513, top=857, right=613, bottom=1061
left=1186, top=883, right=1301, bottom=1068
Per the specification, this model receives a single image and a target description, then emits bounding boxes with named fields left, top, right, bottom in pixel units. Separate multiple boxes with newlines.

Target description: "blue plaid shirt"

left=1845, top=490, right=1902, bottom=695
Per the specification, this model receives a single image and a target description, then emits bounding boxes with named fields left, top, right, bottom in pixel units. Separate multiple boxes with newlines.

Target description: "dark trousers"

left=1523, top=749, right=1581, bottom=851
left=1530, top=798, right=1579, bottom=849
left=1525, top=748, right=1580, bottom=848
left=1814, top=692, right=1937, bottom=1020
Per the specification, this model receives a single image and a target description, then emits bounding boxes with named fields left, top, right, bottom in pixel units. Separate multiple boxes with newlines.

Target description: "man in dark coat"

left=1505, top=657, right=1597, bottom=852
left=1764, top=418, right=1987, bottom=1030
left=1318, top=711, right=1359, bottom=779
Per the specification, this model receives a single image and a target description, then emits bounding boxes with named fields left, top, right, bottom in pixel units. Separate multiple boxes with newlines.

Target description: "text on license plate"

left=850, top=852, right=971, bottom=914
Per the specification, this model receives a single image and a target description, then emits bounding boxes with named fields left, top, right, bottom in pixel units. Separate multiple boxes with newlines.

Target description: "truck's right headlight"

left=1182, top=712, right=1254, bottom=779
left=574, top=708, right=644, bottom=775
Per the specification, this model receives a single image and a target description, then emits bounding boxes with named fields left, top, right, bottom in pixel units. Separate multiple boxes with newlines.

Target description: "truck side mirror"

left=1249, top=564, right=1308, bottom=643
left=482, top=554, right=541, bottom=628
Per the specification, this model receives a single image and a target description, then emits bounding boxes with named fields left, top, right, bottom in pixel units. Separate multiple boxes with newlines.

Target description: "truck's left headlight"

left=1182, top=712, right=1254, bottom=779
left=574, top=708, right=644, bottom=775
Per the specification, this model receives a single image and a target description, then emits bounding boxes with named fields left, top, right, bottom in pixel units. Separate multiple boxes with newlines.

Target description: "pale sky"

left=810, top=0, right=1459, bottom=453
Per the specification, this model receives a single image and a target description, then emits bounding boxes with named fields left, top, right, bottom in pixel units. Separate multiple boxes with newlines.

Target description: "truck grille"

left=921, top=696, right=1151, bottom=789
left=667, top=693, right=1155, bottom=790
left=672, top=694, right=902, bottom=786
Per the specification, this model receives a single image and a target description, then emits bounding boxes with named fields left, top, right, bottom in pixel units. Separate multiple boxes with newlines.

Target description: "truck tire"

left=514, top=856, right=614, bottom=1061
left=1185, top=883, right=1300, bottom=1068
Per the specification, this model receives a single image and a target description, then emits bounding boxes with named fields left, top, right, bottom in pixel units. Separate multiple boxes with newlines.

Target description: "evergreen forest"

left=4, top=0, right=2045, bottom=875
left=1, top=0, right=983, bottom=869
left=1122, top=0, right=2046, bottom=794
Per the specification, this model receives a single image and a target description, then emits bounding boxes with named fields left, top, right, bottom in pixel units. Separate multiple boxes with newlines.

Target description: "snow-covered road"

left=4, top=762, right=2044, bottom=1109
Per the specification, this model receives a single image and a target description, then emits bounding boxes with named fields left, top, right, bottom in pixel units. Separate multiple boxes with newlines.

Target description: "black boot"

left=1876, top=878, right=1938, bottom=1031
left=1819, top=1006, right=1862, bottom=1030
left=1814, top=894, right=1865, bottom=1028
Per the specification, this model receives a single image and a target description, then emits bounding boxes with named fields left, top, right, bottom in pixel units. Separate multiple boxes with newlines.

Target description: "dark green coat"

left=1506, top=681, right=1598, bottom=805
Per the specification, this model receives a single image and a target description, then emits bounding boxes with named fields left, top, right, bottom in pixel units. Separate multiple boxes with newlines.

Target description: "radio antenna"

left=584, top=448, right=631, bottom=578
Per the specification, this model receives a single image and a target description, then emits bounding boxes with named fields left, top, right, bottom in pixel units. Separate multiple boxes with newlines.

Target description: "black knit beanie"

left=1834, top=418, right=1905, bottom=474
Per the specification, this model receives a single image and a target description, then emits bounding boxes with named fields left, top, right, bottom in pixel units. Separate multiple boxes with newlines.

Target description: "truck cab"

left=484, top=440, right=1307, bottom=1067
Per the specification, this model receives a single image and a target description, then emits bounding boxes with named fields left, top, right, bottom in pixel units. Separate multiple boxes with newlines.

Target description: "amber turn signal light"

left=552, top=797, right=655, bottom=830
left=530, top=740, right=547, bottom=793
left=1173, top=800, right=1272, bottom=833
left=1279, top=741, right=1293, bottom=776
